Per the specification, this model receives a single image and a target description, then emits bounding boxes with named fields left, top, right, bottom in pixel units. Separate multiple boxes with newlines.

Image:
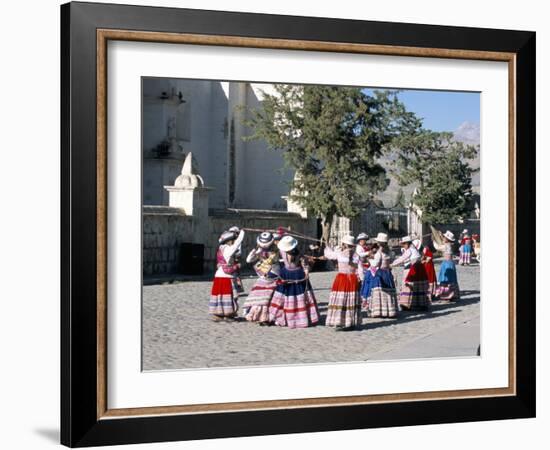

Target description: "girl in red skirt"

left=209, top=229, right=245, bottom=322
left=413, top=238, right=437, bottom=300
left=324, top=235, right=362, bottom=331
left=391, top=236, right=431, bottom=311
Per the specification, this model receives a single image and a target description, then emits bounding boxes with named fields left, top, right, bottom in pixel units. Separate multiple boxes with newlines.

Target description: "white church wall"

left=238, top=84, right=294, bottom=210
left=227, top=83, right=247, bottom=207
left=142, top=78, right=229, bottom=208
left=205, top=81, right=230, bottom=208
left=143, top=159, right=182, bottom=205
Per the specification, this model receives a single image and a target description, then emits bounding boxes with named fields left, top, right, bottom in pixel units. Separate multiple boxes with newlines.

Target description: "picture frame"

left=60, top=1, right=535, bottom=447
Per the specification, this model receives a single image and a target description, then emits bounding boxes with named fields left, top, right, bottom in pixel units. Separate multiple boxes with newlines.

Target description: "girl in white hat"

left=361, top=232, right=399, bottom=318
left=268, top=236, right=320, bottom=328
left=355, top=232, right=371, bottom=282
left=323, top=235, right=362, bottom=330
left=434, top=231, right=461, bottom=301
left=242, top=232, right=281, bottom=325
left=459, top=231, right=473, bottom=266
left=209, top=229, right=245, bottom=321
left=391, top=235, right=430, bottom=311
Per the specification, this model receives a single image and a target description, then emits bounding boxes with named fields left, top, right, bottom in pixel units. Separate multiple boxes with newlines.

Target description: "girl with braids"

left=209, top=229, right=245, bottom=322
left=268, top=236, right=319, bottom=328
left=323, top=235, right=362, bottom=331
left=243, top=232, right=280, bottom=325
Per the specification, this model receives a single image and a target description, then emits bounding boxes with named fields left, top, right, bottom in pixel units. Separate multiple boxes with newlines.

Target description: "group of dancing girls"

left=209, top=226, right=463, bottom=331
left=209, top=227, right=319, bottom=327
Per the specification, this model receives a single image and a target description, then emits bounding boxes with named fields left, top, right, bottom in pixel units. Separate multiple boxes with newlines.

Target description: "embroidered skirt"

left=399, top=280, right=430, bottom=310
left=325, top=273, right=362, bottom=328
left=268, top=267, right=319, bottom=328
left=361, top=269, right=397, bottom=317
left=209, top=277, right=238, bottom=317
left=427, top=282, right=437, bottom=299
left=436, top=283, right=461, bottom=301
left=369, top=287, right=398, bottom=318
left=243, top=276, right=277, bottom=323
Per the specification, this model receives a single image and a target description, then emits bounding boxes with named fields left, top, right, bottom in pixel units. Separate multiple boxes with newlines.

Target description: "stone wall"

left=143, top=206, right=194, bottom=275
left=143, top=206, right=317, bottom=277
left=207, top=209, right=317, bottom=271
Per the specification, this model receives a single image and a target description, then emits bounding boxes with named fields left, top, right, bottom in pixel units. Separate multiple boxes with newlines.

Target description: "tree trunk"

left=320, top=215, right=333, bottom=247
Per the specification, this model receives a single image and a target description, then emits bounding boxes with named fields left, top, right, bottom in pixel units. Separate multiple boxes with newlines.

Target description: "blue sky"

left=364, top=88, right=480, bottom=132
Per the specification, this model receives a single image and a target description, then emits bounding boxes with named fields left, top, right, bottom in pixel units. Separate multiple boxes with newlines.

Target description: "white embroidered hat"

left=341, top=235, right=356, bottom=246
left=444, top=230, right=456, bottom=242
left=374, top=232, right=389, bottom=243
left=400, top=235, right=413, bottom=244
left=218, top=231, right=236, bottom=244
left=257, top=232, right=274, bottom=248
left=277, top=235, right=298, bottom=252
left=357, top=232, right=369, bottom=241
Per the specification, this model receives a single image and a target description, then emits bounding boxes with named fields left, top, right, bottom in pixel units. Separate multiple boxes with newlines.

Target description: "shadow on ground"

left=314, top=290, right=479, bottom=330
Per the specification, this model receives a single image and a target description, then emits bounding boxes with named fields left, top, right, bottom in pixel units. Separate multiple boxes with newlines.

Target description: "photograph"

left=141, top=78, right=482, bottom=370
left=54, top=0, right=536, bottom=447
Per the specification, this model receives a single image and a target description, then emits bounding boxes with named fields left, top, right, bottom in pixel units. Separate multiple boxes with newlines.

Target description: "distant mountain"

left=453, top=121, right=480, bottom=146
left=375, top=122, right=481, bottom=207
left=453, top=121, right=480, bottom=192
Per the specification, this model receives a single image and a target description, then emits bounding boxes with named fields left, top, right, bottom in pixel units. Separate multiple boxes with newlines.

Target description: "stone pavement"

left=142, top=262, right=480, bottom=370
left=369, top=315, right=480, bottom=360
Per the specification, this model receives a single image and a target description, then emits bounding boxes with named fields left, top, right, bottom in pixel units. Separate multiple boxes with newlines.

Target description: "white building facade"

left=142, top=78, right=293, bottom=209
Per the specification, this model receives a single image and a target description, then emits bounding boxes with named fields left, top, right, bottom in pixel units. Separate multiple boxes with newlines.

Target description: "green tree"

left=391, top=130, right=478, bottom=223
left=243, top=85, right=418, bottom=242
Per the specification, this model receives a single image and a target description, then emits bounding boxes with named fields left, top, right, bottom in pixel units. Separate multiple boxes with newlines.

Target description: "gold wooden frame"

left=96, top=29, right=516, bottom=420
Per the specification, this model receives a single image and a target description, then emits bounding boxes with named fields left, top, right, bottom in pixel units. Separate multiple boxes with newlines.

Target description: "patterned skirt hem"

left=209, top=277, right=238, bottom=316
left=398, top=281, right=430, bottom=310
left=268, top=290, right=319, bottom=328
left=368, top=288, right=398, bottom=318
left=436, top=283, right=461, bottom=301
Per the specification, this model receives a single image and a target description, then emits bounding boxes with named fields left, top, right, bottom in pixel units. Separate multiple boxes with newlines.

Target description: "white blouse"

left=214, top=230, right=245, bottom=278
left=324, top=246, right=360, bottom=274
left=392, top=246, right=421, bottom=267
